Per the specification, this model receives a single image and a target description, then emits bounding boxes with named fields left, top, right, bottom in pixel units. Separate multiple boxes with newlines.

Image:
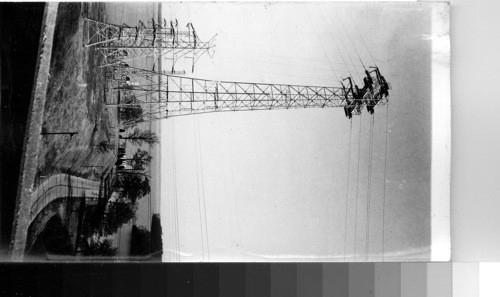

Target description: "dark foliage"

left=120, top=149, right=152, bottom=171
left=41, top=216, right=73, bottom=255
left=120, top=105, right=143, bottom=122
left=119, top=172, right=151, bottom=203
left=82, top=238, right=117, bottom=256
left=130, top=225, right=150, bottom=256
left=100, top=202, right=136, bottom=236
left=150, top=214, right=163, bottom=253
left=120, top=93, right=143, bottom=122
left=130, top=214, right=163, bottom=256
left=120, top=128, right=159, bottom=147
left=95, top=140, right=114, bottom=153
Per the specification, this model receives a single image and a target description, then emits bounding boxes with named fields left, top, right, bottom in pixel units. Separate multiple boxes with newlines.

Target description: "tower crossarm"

left=84, top=18, right=193, bottom=48
left=83, top=17, right=216, bottom=69
left=97, top=40, right=215, bottom=67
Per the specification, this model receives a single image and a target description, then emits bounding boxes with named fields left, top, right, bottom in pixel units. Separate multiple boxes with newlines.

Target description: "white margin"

left=431, top=2, right=451, bottom=262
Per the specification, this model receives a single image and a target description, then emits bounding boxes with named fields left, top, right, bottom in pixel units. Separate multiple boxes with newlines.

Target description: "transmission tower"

left=83, top=17, right=216, bottom=70
left=107, top=65, right=389, bottom=125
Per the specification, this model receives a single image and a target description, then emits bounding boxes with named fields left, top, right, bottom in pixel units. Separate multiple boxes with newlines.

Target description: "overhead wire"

left=193, top=116, right=205, bottom=261
left=344, top=118, right=353, bottom=261
left=220, top=55, right=357, bottom=74
left=348, top=18, right=387, bottom=260
left=306, top=10, right=341, bottom=82
left=151, top=10, right=386, bottom=262
left=170, top=120, right=175, bottom=261
left=172, top=119, right=180, bottom=262
left=229, top=119, right=241, bottom=258
left=382, top=102, right=390, bottom=261
left=226, top=125, right=238, bottom=261
left=366, top=113, right=375, bottom=260
left=330, top=15, right=363, bottom=81
left=229, top=49, right=365, bottom=68
left=339, top=17, right=366, bottom=70
left=353, top=113, right=362, bottom=261
left=307, top=12, right=355, bottom=261
left=353, top=23, right=377, bottom=67
left=222, top=137, right=234, bottom=260
left=331, top=14, right=386, bottom=261
left=197, top=117, right=210, bottom=261
left=319, top=13, right=355, bottom=81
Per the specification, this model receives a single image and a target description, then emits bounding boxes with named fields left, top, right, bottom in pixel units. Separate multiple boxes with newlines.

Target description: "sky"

left=158, top=2, right=438, bottom=262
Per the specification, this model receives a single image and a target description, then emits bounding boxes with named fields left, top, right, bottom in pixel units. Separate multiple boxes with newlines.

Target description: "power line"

left=230, top=50, right=365, bottom=68
left=306, top=11, right=340, bottom=82
left=366, top=113, right=375, bottom=260
left=339, top=17, right=366, bottom=70
left=344, top=118, right=353, bottom=261
left=319, top=13, right=355, bottom=80
left=197, top=117, right=210, bottom=261
left=353, top=22, right=377, bottom=67
left=193, top=116, right=205, bottom=261
left=353, top=113, right=362, bottom=261
left=173, top=119, right=181, bottom=262
left=382, top=102, right=390, bottom=261
left=330, top=16, right=363, bottom=81
left=233, top=55, right=365, bottom=70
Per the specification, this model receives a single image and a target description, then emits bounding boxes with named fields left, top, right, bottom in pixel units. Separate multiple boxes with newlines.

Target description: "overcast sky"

left=159, top=2, right=436, bottom=262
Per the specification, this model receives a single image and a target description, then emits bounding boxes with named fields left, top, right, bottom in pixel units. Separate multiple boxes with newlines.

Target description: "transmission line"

left=353, top=113, right=363, bottom=261
left=197, top=117, right=210, bottom=261
left=193, top=117, right=205, bottom=261
left=366, top=113, right=375, bottom=260
left=339, top=17, right=366, bottom=70
left=306, top=11, right=340, bottom=82
left=382, top=102, right=390, bottom=261
left=344, top=118, right=353, bottom=261
left=353, top=23, right=377, bottom=67
left=331, top=16, right=363, bottom=81
left=173, top=120, right=181, bottom=262
left=320, top=14, right=355, bottom=80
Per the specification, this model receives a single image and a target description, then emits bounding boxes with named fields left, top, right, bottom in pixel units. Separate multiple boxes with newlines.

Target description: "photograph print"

left=0, top=1, right=450, bottom=262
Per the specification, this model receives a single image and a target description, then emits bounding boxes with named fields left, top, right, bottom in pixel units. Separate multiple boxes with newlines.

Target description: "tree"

left=130, top=214, right=163, bottom=257
left=40, top=215, right=73, bottom=255
left=119, top=172, right=151, bottom=203
left=94, top=140, right=114, bottom=153
left=120, top=128, right=159, bottom=147
left=130, top=225, right=151, bottom=256
left=100, top=201, right=137, bottom=236
left=120, top=105, right=143, bottom=123
left=150, top=214, right=163, bottom=254
left=122, top=92, right=136, bottom=104
left=120, top=93, right=143, bottom=123
left=121, top=149, right=152, bottom=170
left=82, top=238, right=118, bottom=256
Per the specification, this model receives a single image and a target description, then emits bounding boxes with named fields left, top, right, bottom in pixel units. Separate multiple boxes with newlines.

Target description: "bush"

left=130, top=225, right=150, bottom=256
left=119, top=173, right=150, bottom=203
left=82, top=238, right=118, bottom=256
left=100, top=201, right=137, bottom=236
left=150, top=214, right=163, bottom=253
left=42, top=215, right=73, bottom=255
left=95, top=140, right=114, bottom=153
left=120, top=105, right=143, bottom=122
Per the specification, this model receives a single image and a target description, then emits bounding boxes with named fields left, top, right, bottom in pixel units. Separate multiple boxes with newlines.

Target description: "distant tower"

left=83, top=17, right=216, bottom=71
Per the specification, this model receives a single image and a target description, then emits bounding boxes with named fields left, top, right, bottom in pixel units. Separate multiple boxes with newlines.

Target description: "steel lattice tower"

left=83, top=17, right=216, bottom=70
left=107, top=65, right=389, bottom=125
